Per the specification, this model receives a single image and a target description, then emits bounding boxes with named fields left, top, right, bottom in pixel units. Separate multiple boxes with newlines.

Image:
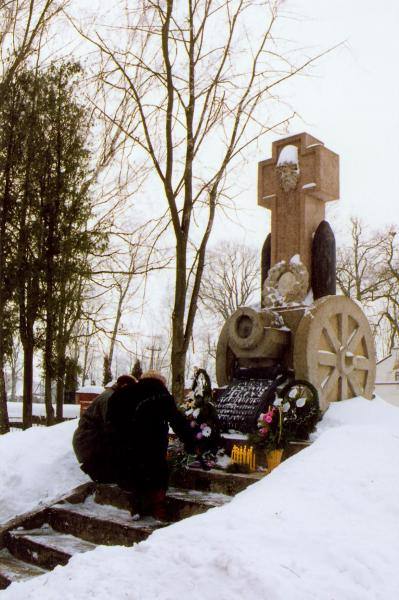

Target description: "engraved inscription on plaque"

left=215, top=379, right=276, bottom=433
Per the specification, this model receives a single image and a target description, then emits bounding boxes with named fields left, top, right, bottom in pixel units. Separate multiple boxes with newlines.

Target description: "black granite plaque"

left=215, top=378, right=277, bottom=433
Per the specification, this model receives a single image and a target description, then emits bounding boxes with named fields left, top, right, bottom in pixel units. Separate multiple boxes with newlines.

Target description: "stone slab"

left=0, top=548, right=47, bottom=590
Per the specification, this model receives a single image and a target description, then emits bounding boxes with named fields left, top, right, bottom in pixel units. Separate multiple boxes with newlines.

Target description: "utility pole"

left=146, top=345, right=161, bottom=370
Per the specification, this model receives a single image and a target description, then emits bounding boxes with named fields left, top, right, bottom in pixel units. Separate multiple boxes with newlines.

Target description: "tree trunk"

left=0, top=357, right=9, bottom=434
left=171, top=237, right=188, bottom=402
left=81, top=346, right=89, bottom=387
left=44, top=309, right=55, bottom=425
left=55, top=342, right=66, bottom=421
left=80, top=320, right=93, bottom=386
left=171, top=343, right=186, bottom=404
left=109, top=290, right=124, bottom=367
left=11, top=362, right=17, bottom=402
left=22, top=343, right=34, bottom=429
left=44, top=370, right=55, bottom=426
left=56, top=375, right=64, bottom=422
left=0, top=94, right=16, bottom=435
left=108, top=267, right=134, bottom=373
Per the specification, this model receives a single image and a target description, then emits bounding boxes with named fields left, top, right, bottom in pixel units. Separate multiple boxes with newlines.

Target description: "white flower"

left=296, top=397, right=307, bottom=408
left=273, top=398, right=282, bottom=407
left=185, top=408, right=193, bottom=416
left=192, top=408, right=200, bottom=418
left=282, top=402, right=290, bottom=413
left=288, top=389, right=298, bottom=399
left=202, top=426, right=212, bottom=438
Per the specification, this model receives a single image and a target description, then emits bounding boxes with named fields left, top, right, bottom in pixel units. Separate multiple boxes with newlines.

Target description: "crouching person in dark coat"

left=72, top=375, right=136, bottom=483
left=107, top=370, right=195, bottom=521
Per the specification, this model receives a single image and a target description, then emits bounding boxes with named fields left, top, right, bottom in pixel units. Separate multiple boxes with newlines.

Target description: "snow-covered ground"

left=7, top=402, right=80, bottom=421
left=2, top=397, right=399, bottom=599
left=0, top=420, right=88, bottom=524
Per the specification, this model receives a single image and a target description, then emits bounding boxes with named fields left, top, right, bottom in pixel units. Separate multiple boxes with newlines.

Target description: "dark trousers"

left=129, top=488, right=167, bottom=520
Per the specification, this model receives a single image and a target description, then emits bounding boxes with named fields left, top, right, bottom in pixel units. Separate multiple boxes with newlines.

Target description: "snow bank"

left=3, top=396, right=399, bottom=599
left=0, top=420, right=88, bottom=525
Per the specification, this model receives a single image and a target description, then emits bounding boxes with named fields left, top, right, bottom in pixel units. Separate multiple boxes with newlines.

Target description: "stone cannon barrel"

left=216, top=306, right=292, bottom=388
left=216, top=296, right=376, bottom=412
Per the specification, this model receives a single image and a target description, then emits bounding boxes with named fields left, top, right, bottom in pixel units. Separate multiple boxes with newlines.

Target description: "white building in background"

left=375, top=347, right=399, bottom=406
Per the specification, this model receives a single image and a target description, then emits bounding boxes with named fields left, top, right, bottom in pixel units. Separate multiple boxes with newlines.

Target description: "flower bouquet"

left=275, top=379, right=321, bottom=443
left=182, top=400, right=219, bottom=467
left=249, top=379, right=321, bottom=468
left=180, top=368, right=222, bottom=469
left=249, top=405, right=284, bottom=452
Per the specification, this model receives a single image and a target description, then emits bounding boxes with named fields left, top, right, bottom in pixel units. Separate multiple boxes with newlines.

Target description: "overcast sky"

left=58, top=0, right=399, bottom=371
left=71, top=0, right=399, bottom=248
left=214, top=0, right=399, bottom=249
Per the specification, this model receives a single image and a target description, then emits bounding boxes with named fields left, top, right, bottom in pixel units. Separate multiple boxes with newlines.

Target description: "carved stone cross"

left=258, top=132, right=339, bottom=280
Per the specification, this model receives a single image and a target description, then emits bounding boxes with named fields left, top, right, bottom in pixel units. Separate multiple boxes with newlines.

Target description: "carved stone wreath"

left=261, top=308, right=285, bottom=329
left=263, top=259, right=309, bottom=306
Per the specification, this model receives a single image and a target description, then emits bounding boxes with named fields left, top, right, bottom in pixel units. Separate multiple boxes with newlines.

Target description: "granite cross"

left=258, top=132, right=339, bottom=280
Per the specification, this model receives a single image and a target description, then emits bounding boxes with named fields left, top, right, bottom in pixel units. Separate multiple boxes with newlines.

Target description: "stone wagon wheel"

left=293, top=295, right=376, bottom=411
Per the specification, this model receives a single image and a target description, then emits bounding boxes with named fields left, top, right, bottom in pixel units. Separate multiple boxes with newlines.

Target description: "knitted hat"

left=140, top=370, right=167, bottom=386
left=116, top=374, right=137, bottom=387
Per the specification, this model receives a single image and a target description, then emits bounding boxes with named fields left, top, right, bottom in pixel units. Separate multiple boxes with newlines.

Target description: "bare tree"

left=0, top=0, right=65, bottom=89
left=200, top=241, right=259, bottom=321
left=373, top=229, right=399, bottom=352
left=78, top=318, right=97, bottom=386
left=336, top=218, right=399, bottom=357
left=82, top=0, right=331, bottom=400
left=336, top=218, right=385, bottom=303
left=101, top=232, right=165, bottom=372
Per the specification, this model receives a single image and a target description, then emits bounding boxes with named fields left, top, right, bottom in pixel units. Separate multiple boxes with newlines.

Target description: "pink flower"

left=265, top=414, right=273, bottom=423
left=196, top=432, right=203, bottom=440
left=190, top=421, right=196, bottom=428
left=259, top=427, right=268, bottom=435
left=200, top=423, right=207, bottom=429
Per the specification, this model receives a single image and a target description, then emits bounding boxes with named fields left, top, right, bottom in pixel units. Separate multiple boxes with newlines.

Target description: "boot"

left=149, top=489, right=167, bottom=521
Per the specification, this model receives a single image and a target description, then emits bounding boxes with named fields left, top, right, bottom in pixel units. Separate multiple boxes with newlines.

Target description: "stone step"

left=169, top=467, right=261, bottom=495
left=5, top=524, right=97, bottom=570
left=166, top=487, right=230, bottom=519
left=0, top=548, right=47, bottom=590
left=48, top=496, right=164, bottom=546
left=94, top=484, right=231, bottom=521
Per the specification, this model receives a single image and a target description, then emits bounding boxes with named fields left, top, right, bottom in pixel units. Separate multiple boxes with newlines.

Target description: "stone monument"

left=216, top=132, right=376, bottom=412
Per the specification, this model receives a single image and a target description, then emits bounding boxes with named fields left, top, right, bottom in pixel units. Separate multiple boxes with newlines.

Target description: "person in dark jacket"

left=107, top=370, right=195, bottom=520
left=72, top=375, right=136, bottom=483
